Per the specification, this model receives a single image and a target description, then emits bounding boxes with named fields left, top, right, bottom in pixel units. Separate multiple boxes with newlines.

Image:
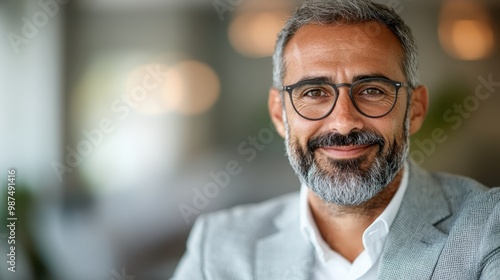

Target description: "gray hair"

left=272, top=0, right=419, bottom=89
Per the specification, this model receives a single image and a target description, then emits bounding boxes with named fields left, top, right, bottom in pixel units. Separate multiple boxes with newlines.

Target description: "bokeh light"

left=449, top=20, right=494, bottom=61
left=438, top=0, right=495, bottom=60
left=228, top=11, right=288, bottom=58
left=163, top=60, right=220, bottom=115
left=124, top=63, right=171, bottom=115
left=124, top=60, right=220, bottom=116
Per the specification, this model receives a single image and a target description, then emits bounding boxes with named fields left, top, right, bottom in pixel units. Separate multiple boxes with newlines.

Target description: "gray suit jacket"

left=172, top=163, right=500, bottom=279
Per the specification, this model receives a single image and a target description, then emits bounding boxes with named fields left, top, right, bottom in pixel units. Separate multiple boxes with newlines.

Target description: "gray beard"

left=284, top=115, right=410, bottom=206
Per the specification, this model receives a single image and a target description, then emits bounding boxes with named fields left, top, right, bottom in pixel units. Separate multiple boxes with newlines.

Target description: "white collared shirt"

left=299, top=163, right=409, bottom=280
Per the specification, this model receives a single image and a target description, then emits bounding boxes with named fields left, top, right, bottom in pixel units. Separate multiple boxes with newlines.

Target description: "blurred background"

left=1, top=0, right=499, bottom=279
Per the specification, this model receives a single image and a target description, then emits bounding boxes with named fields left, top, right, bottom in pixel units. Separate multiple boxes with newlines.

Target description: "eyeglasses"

left=282, top=77, right=410, bottom=120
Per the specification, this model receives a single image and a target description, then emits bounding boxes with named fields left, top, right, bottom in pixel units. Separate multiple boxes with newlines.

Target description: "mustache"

left=307, top=130, right=385, bottom=152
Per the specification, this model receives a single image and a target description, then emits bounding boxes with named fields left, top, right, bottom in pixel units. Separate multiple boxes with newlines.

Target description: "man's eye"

left=303, top=89, right=328, bottom=98
left=359, top=88, right=386, bottom=99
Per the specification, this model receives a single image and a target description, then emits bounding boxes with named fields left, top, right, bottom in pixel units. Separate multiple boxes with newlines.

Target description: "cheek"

left=393, top=100, right=408, bottom=118
left=366, top=103, right=406, bottom=138
left=377, top=106, right=407, bottom=143
left=286, top=113, right=321, bottom=145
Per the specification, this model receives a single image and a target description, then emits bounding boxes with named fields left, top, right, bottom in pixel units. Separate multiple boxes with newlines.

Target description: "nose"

left=324, top=87, right=365, bottom=135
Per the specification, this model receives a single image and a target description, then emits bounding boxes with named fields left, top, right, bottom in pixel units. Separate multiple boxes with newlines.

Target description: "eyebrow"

left=351, top=73, right=392, bottom=82
left=294, top=76, right=333, bottom=84
left=293, top=73, right=393, bottom=85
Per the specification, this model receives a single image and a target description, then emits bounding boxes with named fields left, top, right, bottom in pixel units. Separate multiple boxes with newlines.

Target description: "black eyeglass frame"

left=282, top=77, right=410, bottom=121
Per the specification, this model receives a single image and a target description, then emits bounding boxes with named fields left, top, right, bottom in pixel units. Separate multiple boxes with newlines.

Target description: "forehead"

left=283, top=22, right=405, bottom=83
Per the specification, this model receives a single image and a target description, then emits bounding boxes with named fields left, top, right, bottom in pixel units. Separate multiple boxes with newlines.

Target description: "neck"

left=308, top=167, right=404, bottom=262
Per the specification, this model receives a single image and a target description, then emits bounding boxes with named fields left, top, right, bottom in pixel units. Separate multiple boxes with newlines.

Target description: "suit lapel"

left=255, top=200, right=314, bottom=280
left=379, top=162, right=451, bottom=279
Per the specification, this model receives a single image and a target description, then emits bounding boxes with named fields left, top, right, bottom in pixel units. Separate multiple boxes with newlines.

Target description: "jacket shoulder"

left=199, top=191, right=300, bottom=237
left=429, top=170, right=499, bottom=211
left=427, top=171, right=500, bottom=278
left=171, top=192, right=300, bottom=279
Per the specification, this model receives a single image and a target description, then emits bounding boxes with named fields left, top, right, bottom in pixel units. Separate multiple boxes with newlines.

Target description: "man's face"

left=270, top=22, right=427, bottom=206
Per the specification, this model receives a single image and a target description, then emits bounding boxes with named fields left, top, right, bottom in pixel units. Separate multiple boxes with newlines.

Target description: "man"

left=172, top=1, right=500, bottom=279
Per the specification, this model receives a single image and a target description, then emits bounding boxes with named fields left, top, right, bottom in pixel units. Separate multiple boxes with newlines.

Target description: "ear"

left=409, top=85, right=429, bottom=135
left=268, top=87, right=286, bottom=138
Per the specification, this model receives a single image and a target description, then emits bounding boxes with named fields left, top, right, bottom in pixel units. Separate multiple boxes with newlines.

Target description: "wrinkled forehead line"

left=285, top=20, right=402, bottom=51
left=281, top=21, right=405, bottom=77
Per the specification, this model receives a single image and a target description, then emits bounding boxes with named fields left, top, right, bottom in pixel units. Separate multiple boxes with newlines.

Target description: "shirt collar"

left=299, top=162, right=409, bottom=264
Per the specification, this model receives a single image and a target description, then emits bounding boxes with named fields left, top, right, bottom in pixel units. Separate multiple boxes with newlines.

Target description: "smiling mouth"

left=318, top=144, right=375, bottom=159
